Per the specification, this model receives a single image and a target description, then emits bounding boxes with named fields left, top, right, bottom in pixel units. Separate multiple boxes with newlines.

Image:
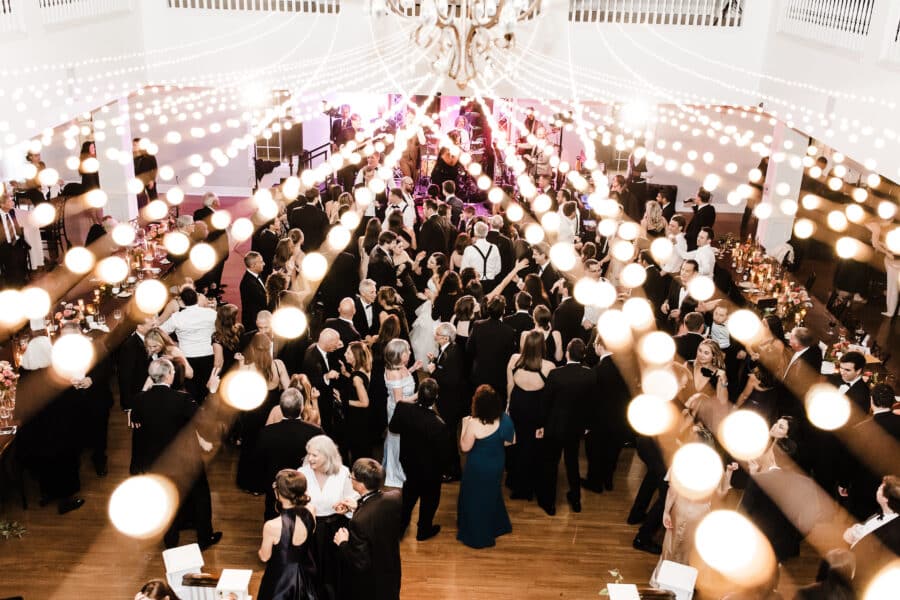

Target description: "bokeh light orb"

left=210, top=210, right=231, bottom=230
left=696, top=510, right=774, bottom=585
left=145, top=200, right=169, bottom=221
left=549, top=243, right=578, bottom=272
left=108, top=475, right=177, bottom=539
left=688, top=275, right=716, bottom=301
left=97, top=256, right=129, bottom=284
left=271, top=306, right=309, bottom=339
left=32, top=202, right=56, bottom=227
left=64, top=246, right=95, bottom=274
left=620, top=263, right=647, bottom=288
left=639, top=331, right=676, bottom=365
left=524, top=223, right=545, bottom=244
left=835, top=237, right=859, bottom=259
left=328, top=225, right=351, bottom=250
left=719, top=410, right=770, bottom=461
left=163, top=231, right=190, bottom=255
left=135, top=280, right=168, bottom=314
left=302, top=252, right=328, bottom=281
left=623, top=297, right=654, bottom=329
left=650, top=237, right=673, bottom=263
left=86, top=189, right=108, bottom=208
left=166, top=186, right=184, bottom=206
left=670, top=442, right=724, bottom=500
left=642, top=368, right=679, bottom=400
left=221, top=368, right=268, bottom=410
left=628, top=394, right=676, bottom=436
left=727, top=309, right=762, bottom=343
left=111, top=223, right=136, bottom=246
left=864, top=562, right=900, bottom=600
left=0, top=290, right=24, bottom=326
left=597, top=309, right=632, bottom=347
left=805, top=384, right=851, bottom=431
left=230, top=217, right=254, bottom=243
left=189, top=243, right=217, bottom=272
left=794, top=218, right=815, bottom=239
left=51, top=333, right=95, bottom=379
left=506, top=203, right=524, bottom=222
left=21, top=287, right=51, bottom=319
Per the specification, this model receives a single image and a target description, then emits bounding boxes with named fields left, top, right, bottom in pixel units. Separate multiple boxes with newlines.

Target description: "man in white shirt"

left=461, top=221, right=501, bottom=287
left=382, top=188, right=416, bottom=231
left=661, top=215, right=688, bottom=275
left=160, top=286, right=217, bottom=402
left=687, top=226, right=716, bottom=277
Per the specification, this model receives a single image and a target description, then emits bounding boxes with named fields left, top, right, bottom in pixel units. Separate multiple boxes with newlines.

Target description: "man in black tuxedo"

left=503, top=291, right=535, bottom=340
left=388, top=378, right=446, bottom=541
left=846, top=475, right=900, bottom=589
left=425, top=323, right=465, bottom=480
left=832, top=351, right=871, bottom=421
left=366, top=231, right=398, bottom=290
left=118, top=318, right=155, bottom=474
left=442, top=180, right=463, bottom=227
left=417, top=199, right=448, bottom=259
left=250, top=220, right=279, bottom=282
left=353, top=279, right=381, bottom=340
left=782, top=326, right=823, bottom=416
left=660, top=259, right=701, bottom=332
left=302, top=328, right=344, bottom=437
left=317, top=250, right=360, bottom=316
left=532, top=242, right=560, bottom=305
left=324, top=298, right=362, bottom=350
left=585, top=339, right=631, bottom=494
left=673, top=311, right=706, bottom=362
left=684, top=187, right=716, bottom=251
left=334, top=459, right=403, bottom=600
left=638, top=250, right=666, bottom=308
left=436, top=204, right=457, bottom=253
left=657, top=190, right=675, bottom=222
left=552, top=281, right=586, bottom=351
left=0, top=193, right=30, bottom=287
left=289, top=193, right=330, bottom=251
left=131, top=358, right=221, bottom=549
left=611, top=175, right=641, bottom=223
left=486, top=215, right=514, bottom=280
left=467, top=296, right=517, bottom=403
left=254, top=388, right=323, bottom=519
left=538, top=340, right=594, bottom=515
left=240, top=251, right=269, bottom=333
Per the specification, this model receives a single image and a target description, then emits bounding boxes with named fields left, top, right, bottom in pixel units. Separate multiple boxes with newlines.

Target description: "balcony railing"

left=0, top=0, right=23, bottom=33
left=778, top=0, right=875, bottom=52
left=38, top=0, right=133, bottom=25
left=167, top=0, right=340, bottom=13
left=568, top=0, right=744, bottom=26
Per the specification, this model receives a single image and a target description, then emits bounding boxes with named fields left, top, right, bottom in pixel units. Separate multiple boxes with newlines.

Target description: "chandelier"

left=371, top=0, right=542, bottom=88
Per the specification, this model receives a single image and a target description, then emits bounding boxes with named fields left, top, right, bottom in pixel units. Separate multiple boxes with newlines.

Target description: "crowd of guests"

left=11, top=118, right=900, bottom=600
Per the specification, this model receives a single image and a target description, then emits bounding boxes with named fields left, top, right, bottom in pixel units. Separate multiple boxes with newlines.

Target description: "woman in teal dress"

left=457, top=385, right=516, bottom=549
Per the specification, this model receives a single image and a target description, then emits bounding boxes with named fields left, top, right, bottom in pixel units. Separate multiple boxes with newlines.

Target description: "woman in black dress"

left=211, top=303, right=243, bottom=379
left=532, top=305, right=563, bottom=364
left=257, top=469, right=319, bottom=600
left=430, top=130, right=461, bottom=191
left=431, top=270, right=462, bottom=322
left=504, top=331, right=554, bottom=502
left=343, top=342, right=373, bottom=462
left=377, top=286, right=410, bottom=341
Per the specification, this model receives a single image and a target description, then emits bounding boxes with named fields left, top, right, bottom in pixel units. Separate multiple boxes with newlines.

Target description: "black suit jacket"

left=418, top=215, right=448, bottom=258
left=366, top=246, right=396, bottom=290
left=302, top=345, right=334, bottom=404
left=544, top=363, right=594, bottom=438
left=117, top=332, right=150, bottom=410
left=538, top=264, right=560, bottom=303
left=131, top=384, right=198, bottom=470
left=352, top=295, right=382, bottom=338
left=685, top=203, right=716, bottom=250
left=389, top=402, right=447, bottom=479
left=782, top=346, right=824, bottom=411
left=828, top=374, right=871, bottom=421
left=503, top=312, right=535, bottom=341
left=643, top=264, right=667, bottom=308
left=467, top=317, right=516, bottom=394
left=254, top=419, right=323, bottom=493
left=430, top=342, right=465, bottom=422
left=338, top=490, right=403, bottom=600
left=289, top=204, right=330, bottom=251
left=318, top=252, right=360, bottom=316
left=664, top=278, right=698, bottom=317
left=552, top=297, right=586, bottom=351
left=593, top=355, right=630, bottom=438
left=660, top=201, right=676, bottom=223
left=251, top=227, right=279, bottom=281
left=674, top=332, right=705, bottom=362
left=240, top=271, right=269, bottom=333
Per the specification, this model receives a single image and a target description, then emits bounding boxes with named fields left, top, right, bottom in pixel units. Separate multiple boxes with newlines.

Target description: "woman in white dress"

left=298, top=435, right=358, bottom=600
left=409, top=253, right=448, bottom=362
left=382, top=338, right=421, bottom=488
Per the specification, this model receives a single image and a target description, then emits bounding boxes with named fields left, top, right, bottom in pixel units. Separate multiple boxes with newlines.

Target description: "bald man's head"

left=318, top=328, right=343, bottom=352
left=339, top=298, right=356, bottom=319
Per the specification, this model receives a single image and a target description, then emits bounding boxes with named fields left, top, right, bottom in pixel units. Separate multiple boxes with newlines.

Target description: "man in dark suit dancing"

left=301, top=328, right=344, bottom=437
left=240, top=251, right=269, bottom=333
left=367, top=231, right=399, bottom=290
left=467, top=296, right=517, bottom=404
left=289, top=192, right=330, bottom=251
left=684, top=187, right=716, bottom=251
left=254, top=388, right=323, bottom=519
left=425, top=322, right=465, bottom=481
left=388, top=378, right=446, bottom=541
left=353, top=279, right=382, bottom=340
left=417, top=199, right=448, bottom=259
left=503, top=292, right=535, bottom=340
left=118, top=317, right=155, bottom=474
left=0, top=193, right=30, bottom=287
left=538, top=339, right=594, bottom=515
left=131, top=358, right=222, bottom=549
left=334, top=458, right=403, bottom=600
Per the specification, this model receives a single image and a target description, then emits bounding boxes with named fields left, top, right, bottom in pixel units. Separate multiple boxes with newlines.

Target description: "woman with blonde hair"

left=265, top=374, right=321, bottom=427
left=641, top=199, right=668, bottom=239
left=299, top=435, right=358, bottom=600
left=143, top=327, right=193, bottom=391
left=383, top=338, right=422, bottom=487
left=506, top=330, right=554, bottom=504
left=686, top=339, right=730, bottom=432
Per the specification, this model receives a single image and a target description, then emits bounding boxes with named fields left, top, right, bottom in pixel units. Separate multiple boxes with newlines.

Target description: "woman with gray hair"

left=383, top=338, right=422, bottom=488
left=299, top=434, right=357, bottom=600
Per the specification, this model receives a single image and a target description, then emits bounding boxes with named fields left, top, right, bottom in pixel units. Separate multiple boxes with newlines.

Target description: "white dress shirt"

left=848, top=511, right=898, bottom=548
left=662, top=233, right=688, bottom=274
left=381, top=200, right=416, bottom=230
left=461, top=238, right=501, bottom=280
left=299, top=464, right=358, bottom=518
left=688, top=244, right=716, bottom=277
left=557, top=211, right=578, bottom=244
left=839, top=375, right=862, bottom=395
left=160, top=304, right=217, bottom=357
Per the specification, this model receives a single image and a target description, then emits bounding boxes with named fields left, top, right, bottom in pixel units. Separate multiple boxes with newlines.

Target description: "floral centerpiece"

left=778, top=284, right=813, bottom=327
left=0, top=360, right=19, bottom=394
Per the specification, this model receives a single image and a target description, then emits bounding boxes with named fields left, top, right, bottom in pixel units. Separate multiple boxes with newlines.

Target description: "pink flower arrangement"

left=0, top=360, right=19, bottom=392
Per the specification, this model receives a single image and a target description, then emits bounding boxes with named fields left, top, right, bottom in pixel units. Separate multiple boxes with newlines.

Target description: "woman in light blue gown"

left=382, top=338, right=422, bottom=488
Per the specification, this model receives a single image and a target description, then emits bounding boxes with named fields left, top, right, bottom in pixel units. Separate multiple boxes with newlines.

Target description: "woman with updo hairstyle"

left=135, top=579, right=181, bottom=600
left=377, top=286, right=409, bottom=341
left=257, top=469, right=318, bottom=600
left=211, top=303, right=243, bottom=380
left=457, top=385, right=515, bottom=548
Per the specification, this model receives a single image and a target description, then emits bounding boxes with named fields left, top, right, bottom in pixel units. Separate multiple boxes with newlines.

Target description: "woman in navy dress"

left=457, top=385, right=516, bottom=549
left=257, top=469, right=319, bottom=600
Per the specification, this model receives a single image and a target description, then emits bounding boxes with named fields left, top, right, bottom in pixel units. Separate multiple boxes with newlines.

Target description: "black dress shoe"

left=416, top=525, right=441, bottom=541
left=626, top=511, right=647, bottom=525
left=632, top=536, right=662, bottom=555
left=441, top=474, right=460, bottom=483
left=94, top=460, right=108, bottom=477
left=580, top=478, right=604, bottom=494
left=510, top=492, right=533, bottom=501
left=603, top=479, right=614, bottom=491
left=199, top=531, right=223, bottom=550
left=539, top=502, right=556, bottom=516
left=58, top=497, right=85, bottom=515
left=566, top=492, right=582, bottom=513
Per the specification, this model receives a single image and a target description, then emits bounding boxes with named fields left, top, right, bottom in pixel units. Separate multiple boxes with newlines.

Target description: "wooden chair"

left=40, top=196, right=69, bottom=264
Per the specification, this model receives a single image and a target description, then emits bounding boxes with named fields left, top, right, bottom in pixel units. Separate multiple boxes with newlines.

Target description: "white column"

left=756, top=122, right=806, bottom=253
left=94, top=97, right=138, bottom=223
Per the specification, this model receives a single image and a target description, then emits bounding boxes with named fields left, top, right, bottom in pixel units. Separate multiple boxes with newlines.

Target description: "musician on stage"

left=333, top=109, right=360, bottom=192
left=398, top=110, right=426, bottom=181
left=452, top=115, right=471, bottom=152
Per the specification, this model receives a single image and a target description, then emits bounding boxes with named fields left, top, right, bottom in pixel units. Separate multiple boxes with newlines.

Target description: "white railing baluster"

left=777, top=0, right=872, bottom=53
